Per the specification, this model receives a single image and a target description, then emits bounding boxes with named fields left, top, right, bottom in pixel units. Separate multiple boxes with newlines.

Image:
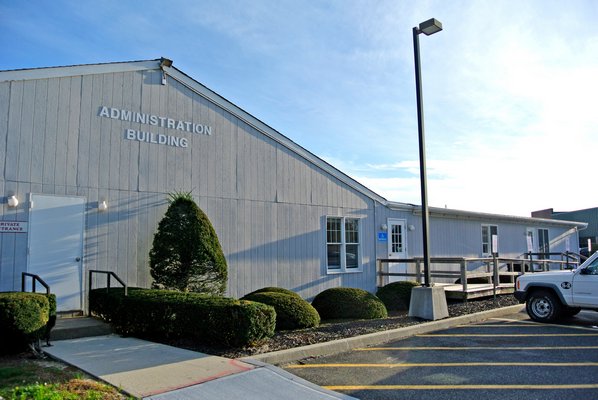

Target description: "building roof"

left=387, top=201, right=588, bottom=229
left=0, top=58, right=587, bottom=230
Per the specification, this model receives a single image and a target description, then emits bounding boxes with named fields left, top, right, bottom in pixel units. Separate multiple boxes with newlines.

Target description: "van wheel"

left=526, top=290, right=562, bottom=322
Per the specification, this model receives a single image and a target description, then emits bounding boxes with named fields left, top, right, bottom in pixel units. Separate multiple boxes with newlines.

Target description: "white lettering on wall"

left=98, top=105, right=210, bottom=149
left=98, top=106, right=212, bottom=136
left=125, top=129, right=189, bottom=148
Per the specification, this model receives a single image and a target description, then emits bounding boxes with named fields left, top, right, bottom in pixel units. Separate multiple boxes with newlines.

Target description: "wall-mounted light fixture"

left=7, top=195, right=18, bottom=208
left=380, top=224, right=388, bottom=231
left=159, top=57, right=173, bottom=85
left=159, top=57, right=173, bottom=68
left=408, top=224, right=416, bottom=231
left=98, top=200, right=108, bottom=211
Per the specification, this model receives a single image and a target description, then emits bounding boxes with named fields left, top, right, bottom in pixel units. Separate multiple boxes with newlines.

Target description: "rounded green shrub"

left=40, top=294, right=57, bottom=343
left=311, top=287, right=387, bottom=320
left=242, top=292, right=320, bottom=330
left=376, top=281, right=420, bottom=311
left=0, top=292, right=50, bottom=354
left=246, top=287, right=302, bottom=299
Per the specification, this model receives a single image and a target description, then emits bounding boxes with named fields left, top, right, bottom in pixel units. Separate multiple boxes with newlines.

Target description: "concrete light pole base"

left=408, top=286, right=449, bottom=320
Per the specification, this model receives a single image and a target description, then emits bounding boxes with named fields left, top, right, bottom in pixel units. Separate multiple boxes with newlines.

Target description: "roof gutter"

left=386, top=201, right=588, bottom=228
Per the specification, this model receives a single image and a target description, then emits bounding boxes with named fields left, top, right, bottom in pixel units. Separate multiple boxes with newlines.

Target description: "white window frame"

left=326, top=216, right=362, bottom=273
left=526, top=228, right=535, bottom=253
left=481, top=224, right=498, bottom=256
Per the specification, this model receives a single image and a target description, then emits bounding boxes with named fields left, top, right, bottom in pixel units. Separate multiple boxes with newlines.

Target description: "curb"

left=241, top=304, right=524, bottom=365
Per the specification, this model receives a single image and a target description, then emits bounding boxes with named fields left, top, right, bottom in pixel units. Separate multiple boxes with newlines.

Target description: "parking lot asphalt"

left=283, top=310, right=598, bottom=400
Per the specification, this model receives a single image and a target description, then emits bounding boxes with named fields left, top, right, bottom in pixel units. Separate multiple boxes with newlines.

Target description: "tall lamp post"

left=413, top=18, right=442, bottom=287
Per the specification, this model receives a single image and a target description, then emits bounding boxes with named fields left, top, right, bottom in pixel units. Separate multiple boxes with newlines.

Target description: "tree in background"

left=149, top=192, right=227, bottom=295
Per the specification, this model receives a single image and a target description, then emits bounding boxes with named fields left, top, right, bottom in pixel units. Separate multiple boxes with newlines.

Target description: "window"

left=481, top=225, right=498, bottom=256
left=327, top=217, right=342, bottom=269
left=538, top=228, right=549, bottom=258
left=391, top=223, right=403, bottom=254
left=326, top=217, right=361, bottom=272
left=584, top=256, right=598, bottom=274
left=526, top=228, right=535, bottom=252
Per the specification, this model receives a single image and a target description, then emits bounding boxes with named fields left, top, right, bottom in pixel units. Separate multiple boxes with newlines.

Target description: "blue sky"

left=2, top=0, right=597, bottom=217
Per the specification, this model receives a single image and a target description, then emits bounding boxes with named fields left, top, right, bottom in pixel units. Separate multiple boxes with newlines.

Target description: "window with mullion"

left=327, top=217, right=342, bottom=269
left=481, top=224, right=498, bottom=255
left=345, top=218, right=359, bottom=269
left=326, top=216, right=361, bottom=272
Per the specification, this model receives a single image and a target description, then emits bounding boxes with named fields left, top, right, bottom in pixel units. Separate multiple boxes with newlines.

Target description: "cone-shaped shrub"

left=150, top=192, right=227, bottom=295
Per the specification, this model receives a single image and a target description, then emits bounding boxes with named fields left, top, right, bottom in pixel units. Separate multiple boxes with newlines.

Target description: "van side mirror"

left=579, top=268, right=590, bottom=275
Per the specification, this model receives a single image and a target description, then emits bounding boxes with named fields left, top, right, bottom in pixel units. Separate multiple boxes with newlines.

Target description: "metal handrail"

left=88, top=270, right=128, bottom=295
left=88, top=270, right=128, bottom=317
left=21, top=272, right=50, bottom=295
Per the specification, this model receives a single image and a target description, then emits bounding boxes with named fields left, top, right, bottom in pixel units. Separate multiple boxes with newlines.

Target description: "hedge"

left=311, top=287, right=388, bottom=320
left=90, top=288, right=275, bottom=347
left=376, top=281, right=420, bottom=311
left=0, top=292, right=56, bottom=354
left=241, top=291, right=320, bottom=330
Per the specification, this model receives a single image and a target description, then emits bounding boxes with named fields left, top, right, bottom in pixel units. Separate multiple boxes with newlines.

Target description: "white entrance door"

left=28, top=194, right=85, bottom=312
left=387, top=219, right=407, bottom=283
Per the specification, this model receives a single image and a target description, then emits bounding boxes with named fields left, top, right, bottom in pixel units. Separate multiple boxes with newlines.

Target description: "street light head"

left=418, top=18, right=443, bottom=36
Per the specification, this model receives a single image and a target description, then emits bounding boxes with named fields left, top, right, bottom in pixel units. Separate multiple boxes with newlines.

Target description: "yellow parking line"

left=418, top=333, right=598, bottom=337
left=456, top=324, right=545, bottom=327
left=491, top=318, right=598, bottom=331
left=323, top=384, right=598, bottom=391
left=287, top=362, right=598, bottom=368
left=355, top=346, right=598, bottom=351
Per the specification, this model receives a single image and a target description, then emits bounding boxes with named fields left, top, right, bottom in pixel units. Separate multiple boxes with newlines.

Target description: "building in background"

left=533, top=207, right=597, bottom=250
left=0, top=59, right=585, bottom=312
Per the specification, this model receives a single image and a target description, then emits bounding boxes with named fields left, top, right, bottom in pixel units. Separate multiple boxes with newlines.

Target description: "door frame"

left=387, top=218, right=407, bottom=282
left=27, top=193, right=86, bottom=312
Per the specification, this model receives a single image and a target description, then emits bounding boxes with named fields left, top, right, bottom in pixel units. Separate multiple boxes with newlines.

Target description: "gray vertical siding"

left=0, top=68, right=376, bottom=300
left=375, top=203, right=580, bottom=261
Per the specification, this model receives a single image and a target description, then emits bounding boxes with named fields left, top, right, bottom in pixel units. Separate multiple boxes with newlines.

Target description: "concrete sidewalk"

left=44, top=335, right=354, bottom=399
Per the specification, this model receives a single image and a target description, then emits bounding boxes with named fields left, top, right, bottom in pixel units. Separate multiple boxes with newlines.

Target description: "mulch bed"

left=173, top=295, right=520, bottom=359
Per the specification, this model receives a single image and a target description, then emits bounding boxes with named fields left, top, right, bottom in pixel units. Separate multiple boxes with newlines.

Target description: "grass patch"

left=0, top=353, right=129, bottom=399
